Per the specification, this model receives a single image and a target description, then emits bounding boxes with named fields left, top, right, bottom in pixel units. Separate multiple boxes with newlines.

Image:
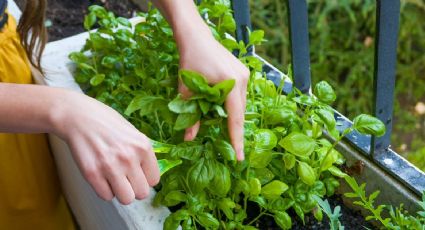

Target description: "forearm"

left=0, top=83, right=66, bottom=134
left=150, top=0, right=213, bottom=49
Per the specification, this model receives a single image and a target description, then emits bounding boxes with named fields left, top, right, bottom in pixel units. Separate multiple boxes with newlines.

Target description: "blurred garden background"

left=249, top=0, right=425, bottom=171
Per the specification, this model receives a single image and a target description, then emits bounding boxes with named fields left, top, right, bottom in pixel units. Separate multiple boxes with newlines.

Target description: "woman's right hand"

left=52, top=90, right=160, bottom=205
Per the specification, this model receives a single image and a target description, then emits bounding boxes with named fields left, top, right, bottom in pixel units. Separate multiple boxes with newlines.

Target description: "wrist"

left=47, top=88, right=76, bottom=140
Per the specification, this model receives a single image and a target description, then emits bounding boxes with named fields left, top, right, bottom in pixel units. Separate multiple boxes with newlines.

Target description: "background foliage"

left=250, top=0, right=425, bottom=170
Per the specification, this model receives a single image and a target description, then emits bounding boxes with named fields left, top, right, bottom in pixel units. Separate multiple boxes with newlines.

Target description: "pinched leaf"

left=168, top=94, right=198, bottom=114
left=174, top=111, right=201, bottom=130
left=279, top=132, right=316, bottom=157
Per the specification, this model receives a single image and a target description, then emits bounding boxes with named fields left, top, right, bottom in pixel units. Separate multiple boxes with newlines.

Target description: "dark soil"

left=13, top=0, right=140, bottom=41
left=248, top=195, right=375, bottom=230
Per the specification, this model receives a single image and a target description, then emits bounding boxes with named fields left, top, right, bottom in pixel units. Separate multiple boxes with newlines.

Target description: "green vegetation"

left=69, top=2, right=425, bottom=229
left=250, top=0, right=425, bottom=170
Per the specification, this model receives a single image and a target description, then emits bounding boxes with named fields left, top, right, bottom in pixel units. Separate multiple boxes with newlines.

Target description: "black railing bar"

left=231, top=0, right=252, bottom=53
left=371, top=0, right=400, bottom=154
left=287, top=0, right=312, bottom=94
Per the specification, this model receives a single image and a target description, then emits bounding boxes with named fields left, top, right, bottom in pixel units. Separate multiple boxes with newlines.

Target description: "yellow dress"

left=0, top=14, right=75, bottom=230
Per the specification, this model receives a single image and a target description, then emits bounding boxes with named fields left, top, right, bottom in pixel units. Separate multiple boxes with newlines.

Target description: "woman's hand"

left=152, top=0, right=250, bottom=161
left=0, top=84, right=160, bottom=205
left=178, top=34, right=249, bottom=161
left=53, top=90, right=160, bottom=205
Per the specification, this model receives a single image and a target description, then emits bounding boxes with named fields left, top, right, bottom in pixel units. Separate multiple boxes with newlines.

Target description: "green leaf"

left=217, top=198, right=236, bottom=220
left=353, top=114, right=386, bottom=137
left=274, top=211, right=292, bottom=230
left=174, top=111, right=201, bottom=130
left=168, top=95, right=198, bottom=114
left=116, top=17, right=131, bottom=27
left=84, top=12, right=97, bottom=30
left=314, top=81, right=336, bottom=104
left=151, top=140, right=174, bottom=153
left=90, top=74, right=105, bottom=86
left=315, top=108, right=336, bottom=130
left=197, top=213, right=219, bottom=229
left=264, top=107, right=296, bottom=125
left=279, top=132, right=316, bottom=157
left=214, top=139, right=236, bottom=162
left=101, top=55, right=119, bottom=69
left=327, top=166, right=348, bottom=178
left=254, top=129, right=278, bottom=150
left=158, top=159, right=182, bottom=176
left=164, top=214, right=180, bottom=230
left=198, top=100, right=211, bottom=115
left=249, top=149, right=272, bottom=168
left=253, top=168, right=275, bottom=185
left=170, top=142, right=203, bottom=160
left=297, top=161, right=316, bottom=186
left=164, top=190, right=186, bottom=206
left=212, top=79, right=235, bottom=104
left=125, top=95, right=166, bottom=116
left=268, top=197, right=295, bottom=211
left=209, top=163, right=231, bottom=197
left=213, top=105, right=228, bottom=118
left=248, top=178, right=261, bottom=197
left=261, top=180, right=289, bottom=200
left=180, top=70, right=219, bottom=99
left=187, top=158, right=214, bottom=192
left=249, top=30, right=265, bottom=45
left=283, top=153, right=296, bottom=170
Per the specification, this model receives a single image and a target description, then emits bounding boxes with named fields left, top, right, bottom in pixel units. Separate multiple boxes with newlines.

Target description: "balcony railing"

left=230, top=0, right=425, bottom=206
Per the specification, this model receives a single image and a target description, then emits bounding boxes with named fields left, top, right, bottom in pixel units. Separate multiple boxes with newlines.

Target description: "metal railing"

left=231, top=0, right=425, bottom=197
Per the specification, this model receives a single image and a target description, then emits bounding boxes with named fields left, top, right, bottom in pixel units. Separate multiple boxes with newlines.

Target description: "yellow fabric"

left=0, top=14, right=75, bottom=230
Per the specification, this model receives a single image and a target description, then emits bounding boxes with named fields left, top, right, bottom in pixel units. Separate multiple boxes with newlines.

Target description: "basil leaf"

left=314, top=81, right=336, bottom=104
left=164, top=190, right=186, bottom=207
left=283, top=153, right=296, bottom=170
left=248, top=178, right=261, bottom=197
left=84, top=12, right=97, bottom=30
left=209, top=163, right=231, bottom=197
left=297, top=161, right=316, bottom=186
left=158, top=159, right=182, bottom=176
left=217, top=198, right=236, bottom=220
left=170, top=142, right=204, bottom=160
left=168, top=95, right=198, bottom=114
left=187, top=158, right=214, bottom=192
left=197, top=213, right=219, bottom=230
left=249, top=149, right=272, bottom=168
left=174, top=111, right=201, bottom=130
left=125, top=95, right=166, bottom=116
left=254, top=129, right=278, bottom=150
left=279, top=132, right=316, bottom=157
left=151, top=140, right=174, bottom=153
left=274, top=211, right=292, bottom=230
left=90, top=74, right=105, bottom=86
left=214, top=139, right=236, bottom=162
left=212, top=79, right=235, bottom=104
left=261, top=180, right=289, bottom=200
left=353, top=114, right=386, bottom=137
left=315, top=108, right=336, bottom=130
left=252, top=168, right=275, bottom=185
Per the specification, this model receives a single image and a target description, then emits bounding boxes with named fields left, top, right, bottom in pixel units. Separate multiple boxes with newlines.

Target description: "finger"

left=84, top=170, right=114, bottom=201
left=225, top=87, right=245, bottom=161
left=107, top=173, right=135, bottom=205
left=184, top=121, right=200, bottom=141
left=179, top=80, right=192, bottom=99
left=127, top=165, right=150, bottom=200
left=139, top=142, right=161, bottom=186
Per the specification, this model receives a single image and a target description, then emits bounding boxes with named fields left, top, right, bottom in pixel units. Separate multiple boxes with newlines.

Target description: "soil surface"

left=249, top=195, right=375, bottom=230
left=13, top=0, right=140, bottom=41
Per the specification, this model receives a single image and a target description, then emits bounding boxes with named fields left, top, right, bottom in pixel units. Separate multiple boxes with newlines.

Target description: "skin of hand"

left=153, top=0, right=250, bottom=161
left=0, top=84, right=160, bottom=205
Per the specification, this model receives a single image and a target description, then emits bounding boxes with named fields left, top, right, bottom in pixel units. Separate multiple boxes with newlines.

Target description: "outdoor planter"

left=23, top=0, right=425, bottom=229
